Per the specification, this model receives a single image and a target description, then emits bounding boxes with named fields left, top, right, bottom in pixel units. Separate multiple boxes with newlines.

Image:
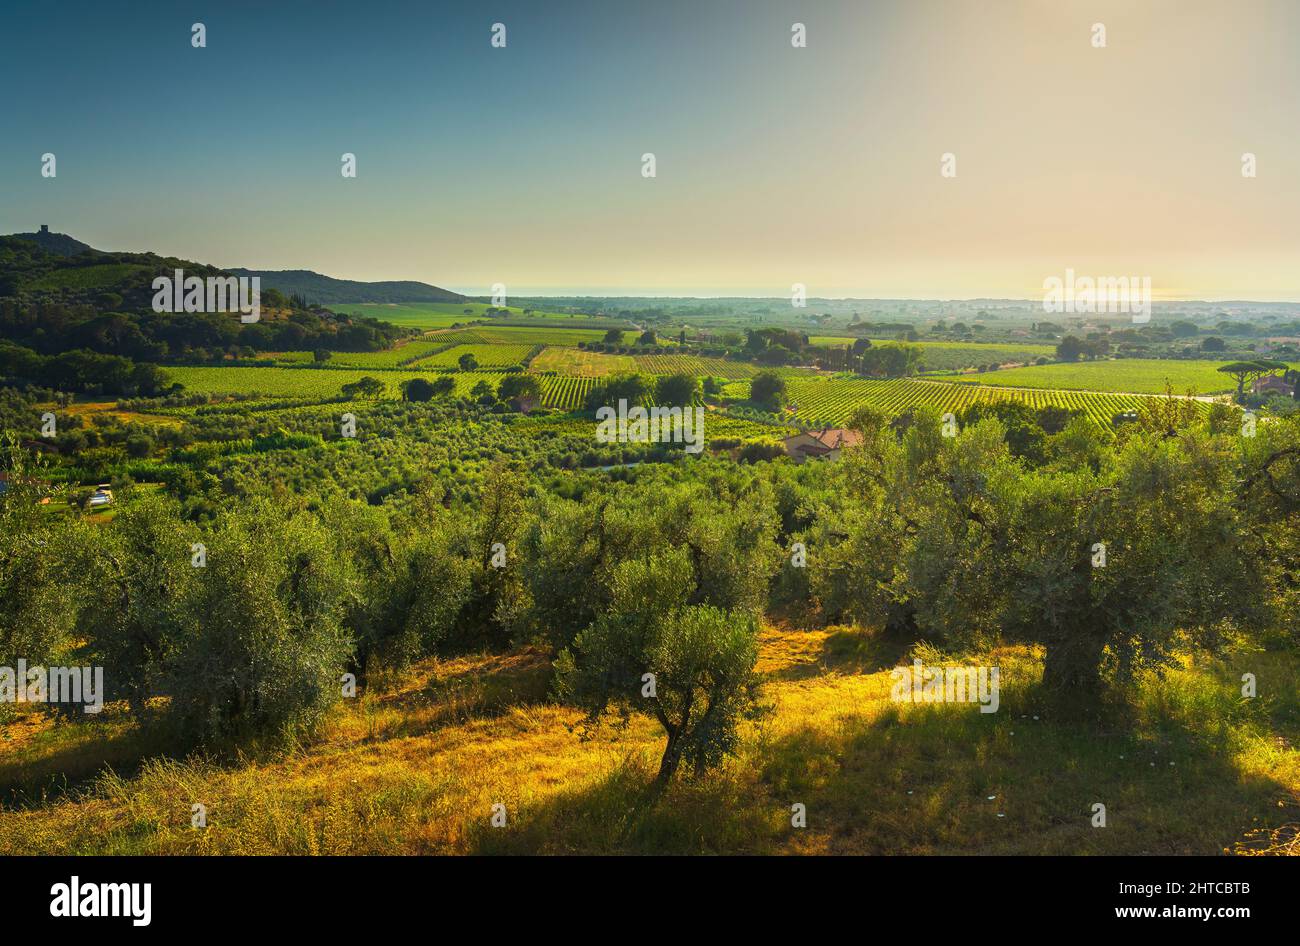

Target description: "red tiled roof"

left=808, top=428, right=862, bottom=449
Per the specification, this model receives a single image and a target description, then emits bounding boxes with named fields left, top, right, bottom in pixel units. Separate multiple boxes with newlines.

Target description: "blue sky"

left=3, top=0, right=1298, bottom=299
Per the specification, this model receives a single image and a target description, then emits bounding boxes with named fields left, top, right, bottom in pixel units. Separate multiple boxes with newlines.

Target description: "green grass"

left=433, top=326, right=634, bottom=346
left=935, top=358, right=1296, bottom=396
left=332, top=303, right=627, bottom=331
left=331, top=302, right=494, bottom=329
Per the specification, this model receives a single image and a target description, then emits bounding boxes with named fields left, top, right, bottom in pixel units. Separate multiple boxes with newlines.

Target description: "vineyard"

left=535, top=374, right=598, bottom=410
left=415, top=343, right=536, bottom=368
left=933, top=358, right=1288, bottom=396
left=168, top=367, right=506, bottom=399
left=632, top=354, right=764, bottom=378
left=169, top=366, right=1201, bottom=427
left=167, top=366, right=603, bottom=412
left=749, top=377, right=1201, bottom=428
left=326, top=339, right=457, bottom=369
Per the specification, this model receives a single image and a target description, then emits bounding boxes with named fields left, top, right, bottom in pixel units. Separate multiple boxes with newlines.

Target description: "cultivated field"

left=433, top=326, right=635, bottom=346
left=755, top=377, right=1177, bottom=428
left=332, top=302, right=620, bottom=331
left=529, top=347, right=637, bottom=376
left=164, top=365, right=606, bottom=411
left=415, top=343, right=536, bottom=369
left=936, top=359, right=1294, bottom=396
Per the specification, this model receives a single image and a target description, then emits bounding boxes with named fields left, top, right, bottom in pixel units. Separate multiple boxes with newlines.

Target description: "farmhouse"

left=782, top=427, right=862, bottom=462
left=1252, top=374, right=1295, bottom=397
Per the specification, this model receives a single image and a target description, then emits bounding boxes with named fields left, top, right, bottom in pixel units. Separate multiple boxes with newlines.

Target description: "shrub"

left=163, top=505, right=354, bottom=750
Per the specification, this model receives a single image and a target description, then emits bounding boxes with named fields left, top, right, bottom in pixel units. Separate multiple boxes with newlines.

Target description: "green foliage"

left=555, top=548, right=763, bottom=787
left=163, top=504, right=354, bottom=749
left=856, top=342, right=923, bottom=378
left=400, top=376, right=437, bottom=401
left=341, top=376, right=385, bottom=399
left=653, top=372, right=699, bottom=407
left=801, top=413, right=1270, bottom=709
left=497, top=373, right=542, bottom=404
left=80, top=495, right=197, bottom=714
left=583, top=372, right=653, bottom=411
left=521, top=480, right=781, bottom=652
left=749, top=369, right=787, bottom=412
left=0, top=435, right=83, bottom=667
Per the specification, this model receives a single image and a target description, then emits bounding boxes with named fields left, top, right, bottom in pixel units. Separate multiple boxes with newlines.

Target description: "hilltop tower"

left=39, top=225, right=49, bottom=234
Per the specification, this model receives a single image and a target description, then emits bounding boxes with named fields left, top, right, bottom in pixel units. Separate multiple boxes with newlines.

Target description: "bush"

left=163, top=505, right=354, bottom=750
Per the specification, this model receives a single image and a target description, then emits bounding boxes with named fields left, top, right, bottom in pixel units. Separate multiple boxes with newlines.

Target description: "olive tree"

left=81, top=496, right=196, bottom=717
left=164, top=504, right=354, bottom=749
left=555, top=549, right=761, bottom=793
left=0, top=434, right=85, bottom=669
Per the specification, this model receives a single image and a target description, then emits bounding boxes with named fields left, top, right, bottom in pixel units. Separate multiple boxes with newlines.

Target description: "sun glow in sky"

left=2, top=0, right=1298, bottom=299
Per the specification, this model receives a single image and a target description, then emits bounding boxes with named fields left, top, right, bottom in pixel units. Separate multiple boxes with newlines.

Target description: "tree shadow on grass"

left=466, top=656, right=1299, bottom=855
left=755, top=673, right=1297, bottom=855
left=0, top=707, right=180, bottom=810
left=466, top=758, right=779, bottom=855
left=766, top=624, right=915, bottom=682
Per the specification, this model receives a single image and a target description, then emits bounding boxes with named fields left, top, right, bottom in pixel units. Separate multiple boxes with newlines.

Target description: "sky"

left=2, top=0, right=1299, bottom=300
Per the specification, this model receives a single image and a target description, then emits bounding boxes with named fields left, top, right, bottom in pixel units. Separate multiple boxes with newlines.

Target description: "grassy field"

left=333, top=303, right=624, bottom=331
left=433, top=326, right=634, bottom=346
left=935, top=358, right=1295, bottom=396
left=329, top=302, right=500, bottom=328
left=1, top=624, right=1293, bottom=855
left=530, top=347, right=637, bottom=377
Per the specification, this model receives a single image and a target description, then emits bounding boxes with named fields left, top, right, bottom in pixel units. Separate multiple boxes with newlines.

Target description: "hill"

left=229, top=268, right=464, bottom=305
left=7, top=226, right=96, bottom=257
left=0, top=231, right=463, bottom=307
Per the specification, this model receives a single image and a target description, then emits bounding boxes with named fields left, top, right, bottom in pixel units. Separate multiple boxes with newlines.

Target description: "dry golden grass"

left=1, top=625, right=1297, bottom=855
left=55, top=401, right=186, bottom=428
